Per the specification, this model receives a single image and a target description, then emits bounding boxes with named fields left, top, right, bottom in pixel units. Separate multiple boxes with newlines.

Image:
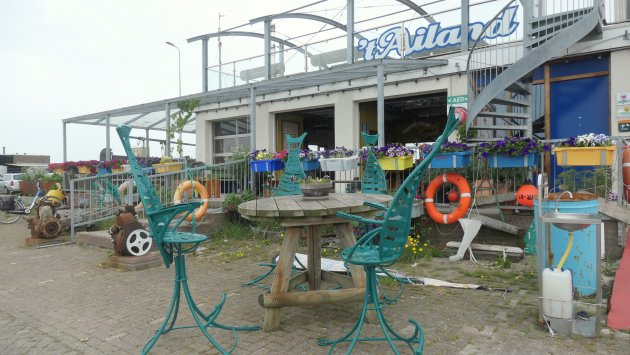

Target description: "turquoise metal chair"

left=318, top=107, right=465, bottom=354
left=273, top=133, right=307, bottom=196
left=116, top=125, right=260, bottom=355
left=361, top=132, right=387, bottom=194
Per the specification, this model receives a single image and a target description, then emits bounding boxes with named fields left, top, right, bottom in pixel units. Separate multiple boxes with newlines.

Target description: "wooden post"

left=307, top=225, right=322, bottom=290
left=262, top=226, right=300, bottom=332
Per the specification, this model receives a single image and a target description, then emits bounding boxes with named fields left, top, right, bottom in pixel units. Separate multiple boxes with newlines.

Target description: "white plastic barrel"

left=542, top=268, right=574, bottom=319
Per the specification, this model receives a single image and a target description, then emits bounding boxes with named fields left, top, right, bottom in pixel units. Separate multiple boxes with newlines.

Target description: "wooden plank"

left=263, top=226, right=300, bottom=332
left=446, top=241, right=523, bottom=257
left=238, top=198, right=279, bottom=218
left=316, top=197, right=346, bottom=214
left=260, top=288, right=364, bottom=308
left=598, top=198, right=630, bottom=225
left=329, top=193, right=371, bottom=213
left=321, top=270, right=355, bottom=289
left=307, top=226, right=322, bottom=291
left=476, top=214, right=520, bottom=235
left=288, top=271, right=308, bottom=290
left=295, top=198, right=328, bottom=217
left=473, top=193, right=516, bottom=206
left=275, top=196, right=304, bottom=218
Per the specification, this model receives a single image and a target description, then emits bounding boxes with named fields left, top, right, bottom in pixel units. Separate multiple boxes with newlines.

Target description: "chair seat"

left=341, top=245, right=399, bottom=266
left=163, top=231, right=208, bottom=244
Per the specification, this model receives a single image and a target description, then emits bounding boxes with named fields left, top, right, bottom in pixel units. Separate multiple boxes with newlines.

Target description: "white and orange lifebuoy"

left=173, top=180, right=209, bottom=222
left=424, top=173, right=471, bottom=224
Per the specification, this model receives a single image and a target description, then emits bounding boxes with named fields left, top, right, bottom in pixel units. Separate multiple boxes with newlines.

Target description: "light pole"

left=165, top=41, right=181, bottom=96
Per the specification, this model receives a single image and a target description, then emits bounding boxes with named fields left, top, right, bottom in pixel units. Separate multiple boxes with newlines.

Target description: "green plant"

left=478, top=137, right=548, bottom=157
left=493, top=255, right=512, bottom=268
left=298, top=175, right=331, bottom=184
left=160, top=156, right=174, bottom=164
left=222, top=190, right=255, bottom=212
left=43, top=173, right=62, bottom=184
left=22, top=168, right=48, bottom=182
left=167, top=98, right=200, bottom=158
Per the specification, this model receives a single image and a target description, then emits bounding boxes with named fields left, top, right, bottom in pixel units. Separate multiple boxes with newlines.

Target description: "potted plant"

left=421, top=141, right=472, bottom=169
left=318, top=146, right=358, bottom=171
left=300, top=149, right=320, bottom=171
left=47, top=162, right=64, bottom=174
left=373, top=143, right=415, bottom=171
left=478, top=137, right=547, bottom=168
left=250, top=149, right=284, bottom=172
left=76, top=160, right=99, bottom=174
left=222, top=190, right=255, bottom=223
left=298, top=175, right=333, bottom=197
left=554, top=133, right=615, bottom=166
left=153, top=156, right=183, bottom=174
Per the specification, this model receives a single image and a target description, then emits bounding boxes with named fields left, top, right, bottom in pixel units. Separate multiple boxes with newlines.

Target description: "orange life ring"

left=424, top=173, right=472, bottom=224
left=173, top=180, right=209, bottom=222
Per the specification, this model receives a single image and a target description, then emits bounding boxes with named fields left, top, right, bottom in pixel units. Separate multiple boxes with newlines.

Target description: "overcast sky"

left=0, top=0, right=313, bottom=162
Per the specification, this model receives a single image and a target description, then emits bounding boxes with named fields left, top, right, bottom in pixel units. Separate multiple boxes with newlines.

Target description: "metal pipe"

left=377, top=64, right=385, bottom=146
left=347, top=0, right=355, bottom=64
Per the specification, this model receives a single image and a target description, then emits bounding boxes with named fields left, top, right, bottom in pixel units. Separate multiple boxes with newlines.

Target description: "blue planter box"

left=250, top=159, right=284, bottom=172
left=488, top=153, right=538, bottom=168
left=430, top=151, right=472, bottom=169
left=301, top=159, right=320, bottom=171
left=98, top=167, right=110, bottom=174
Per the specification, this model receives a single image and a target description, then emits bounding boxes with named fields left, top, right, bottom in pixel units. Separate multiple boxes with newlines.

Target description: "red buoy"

left=516, top=184, right=538, bottom=207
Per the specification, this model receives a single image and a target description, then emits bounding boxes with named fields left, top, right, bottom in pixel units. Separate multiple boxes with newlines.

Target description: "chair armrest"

left=363, top=201, right=387, bottom=211
left=336, top=211, right=383, bottom=226
left=147, top=202, right=203, bottom=228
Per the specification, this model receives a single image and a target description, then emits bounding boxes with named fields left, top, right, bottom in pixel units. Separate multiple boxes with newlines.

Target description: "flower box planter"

left=77, top=166, right=92, bottom=174
left=301, top=159, right=320, bottom=171
left=553, top=146, right=616, bottom=166
left=53, top=168, right=64, bottom=174
left=411, top=201, right=424, bottom=218
left=430, top=151, right=472, bottom=169
left=488, top=153, right=538, bottom=168
left=300, top=183, right=332, bottom=198
left=152, top=162, right=183, bottom=174
left=111, top=167, right=125, bottom=174
left=319, top=156, right=359, bottom=171
left=378, top=156, right=414, bottom=171
left=250, top=159, right=284, bottom=172
left=98, top=167, right=110, bottom=174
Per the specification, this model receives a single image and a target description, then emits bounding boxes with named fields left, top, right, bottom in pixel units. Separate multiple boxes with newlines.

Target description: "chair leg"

left=318, top=266, right=425, bottom=354
left=142, top=253, right=260, bottom=354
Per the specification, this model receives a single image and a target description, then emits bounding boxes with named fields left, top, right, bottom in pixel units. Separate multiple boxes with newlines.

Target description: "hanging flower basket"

left=430, top=151, right=473, bottom=169
left=250, top=159, right=284, bottom=172
left=319, top=156, right=359, bottom=171
left=488, top=152, right=538, bottom=168
left=554, top=146, right=615, bottom=166
left=378, top=156, right=414, bottom=171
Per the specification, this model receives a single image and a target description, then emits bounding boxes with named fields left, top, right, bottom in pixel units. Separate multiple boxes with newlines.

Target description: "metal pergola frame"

left=63, top=58, right=447, bottom=162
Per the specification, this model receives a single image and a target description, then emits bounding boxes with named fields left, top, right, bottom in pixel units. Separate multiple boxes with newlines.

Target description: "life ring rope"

left=424, top=173, right=472, bottom=225
left=173, top=180, right=209, bottom=222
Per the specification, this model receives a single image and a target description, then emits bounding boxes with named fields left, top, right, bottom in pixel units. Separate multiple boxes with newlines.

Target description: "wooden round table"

left=238, top=193, right=392, bottom=332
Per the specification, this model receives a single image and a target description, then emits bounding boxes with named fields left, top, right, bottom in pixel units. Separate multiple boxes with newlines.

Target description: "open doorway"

left=275, top=106, right=334, bottom=152
left=359, top=91, right=447, bottom=145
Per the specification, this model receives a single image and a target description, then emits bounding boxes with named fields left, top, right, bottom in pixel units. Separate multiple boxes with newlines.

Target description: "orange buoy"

left=173, top=180, right=209, bottom=222
left=623, top=146, right=630, bottom=202
left=516, top=184, right=538, bottom=207
left=424, top=173, right=471, bottom=224
left=447, top=190, right=460, bottom=202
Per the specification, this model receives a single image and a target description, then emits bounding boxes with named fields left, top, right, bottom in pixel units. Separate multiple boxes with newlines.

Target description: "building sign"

left=617, top=93, right=630, bottom=106
left=358, top=6, right=520, bottom=61
left=618, top=120, right=630, bottom=133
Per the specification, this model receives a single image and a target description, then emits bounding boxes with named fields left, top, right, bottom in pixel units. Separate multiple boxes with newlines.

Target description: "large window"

left=212, top=117, right=250, bottom=163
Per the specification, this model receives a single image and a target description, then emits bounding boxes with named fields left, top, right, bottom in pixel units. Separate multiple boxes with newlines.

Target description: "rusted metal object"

left=109, top=206, right=152, bottom=256
left=27, top=200, right=64, bottom=239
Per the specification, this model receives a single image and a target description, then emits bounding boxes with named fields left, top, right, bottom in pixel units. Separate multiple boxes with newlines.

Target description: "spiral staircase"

left=466, top=0, right=604, bottom=140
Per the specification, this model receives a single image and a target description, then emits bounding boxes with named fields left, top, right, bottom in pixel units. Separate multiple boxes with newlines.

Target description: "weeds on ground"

left=400, top=217, right=443, bottom=263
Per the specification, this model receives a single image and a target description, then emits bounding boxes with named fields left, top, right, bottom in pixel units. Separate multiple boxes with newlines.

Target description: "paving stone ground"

left=1, top=219, right=629, bottom=354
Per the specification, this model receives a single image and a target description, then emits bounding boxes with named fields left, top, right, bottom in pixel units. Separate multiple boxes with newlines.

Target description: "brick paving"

left=1, top=219, right=629, bottom=354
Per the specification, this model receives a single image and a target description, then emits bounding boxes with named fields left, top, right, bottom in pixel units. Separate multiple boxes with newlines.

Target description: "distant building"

left=0, top=154, right=50, bottom=174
